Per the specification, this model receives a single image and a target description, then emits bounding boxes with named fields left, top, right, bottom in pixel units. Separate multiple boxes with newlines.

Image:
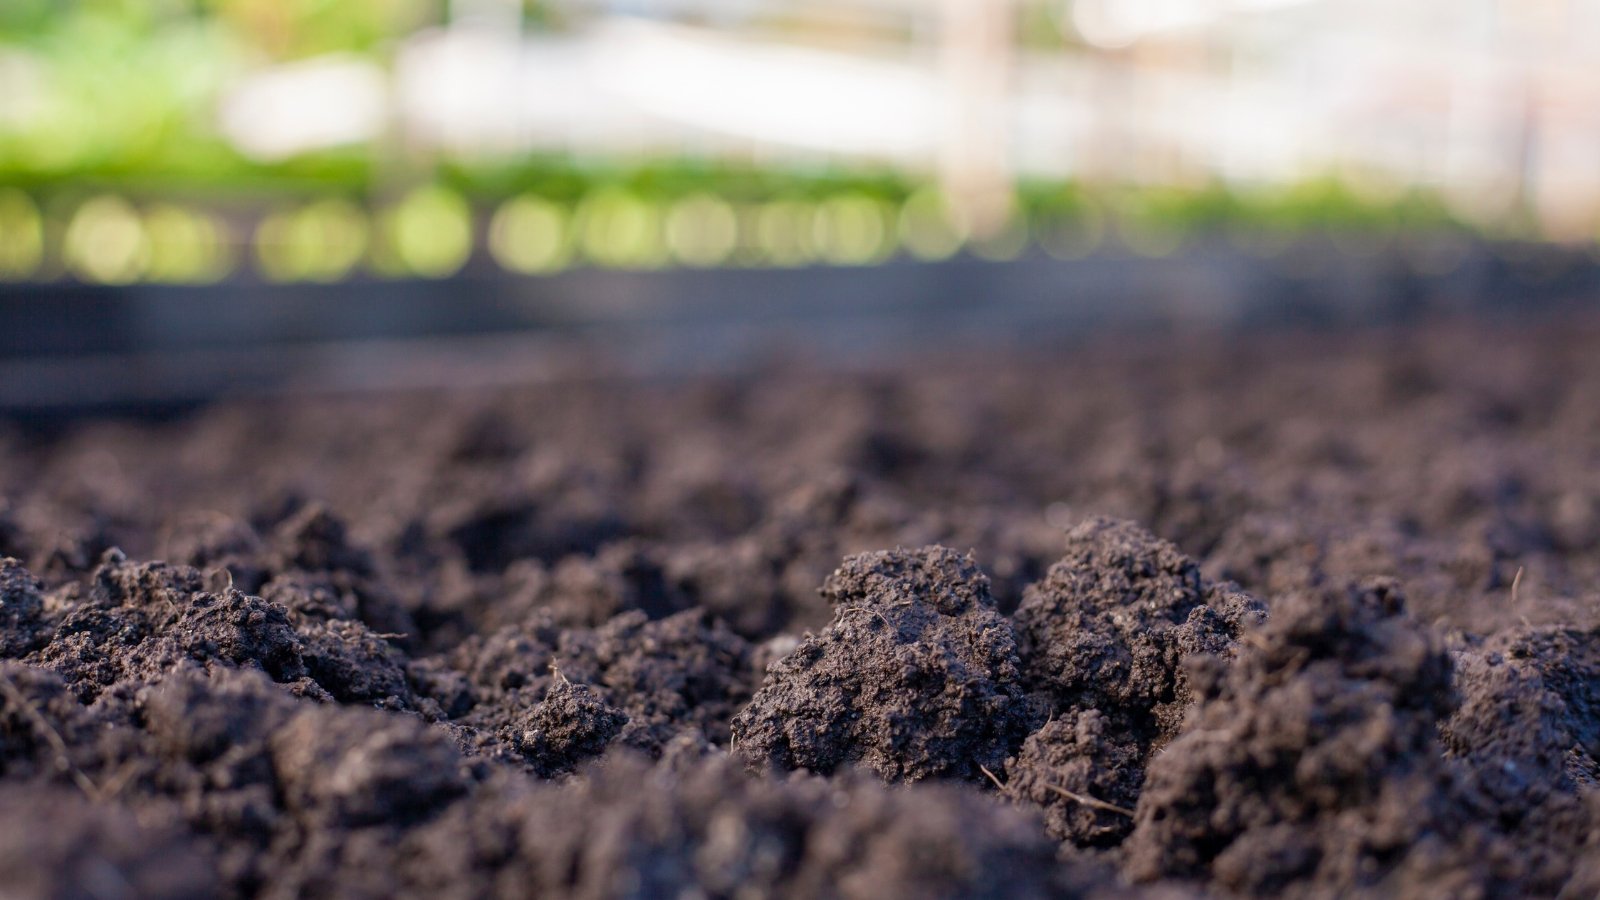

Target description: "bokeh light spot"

left=381, top=187, right=473, bottom=279
left=64, top=195, right=149, bottom=285
left=665, top=193, right=738, bottom=268
left=489, top=195, right=571, bottom=275
left=0, top=190, right=45, bottom=280
left=898, top=187, right=965, bottom=261
left=813, top=194, right=892, bottom=266
left=575, top=189, right=667, bottom=269
left=755, top=200, right=816, bottom=268
left=257, top=198, right=369, bottom=282
left=145, top=204, right=233, bottom=284
left=971, top=213, right=1030, bottom=262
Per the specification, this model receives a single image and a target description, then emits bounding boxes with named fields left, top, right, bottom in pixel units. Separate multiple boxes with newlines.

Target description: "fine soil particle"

left=1, top=317, right=1600, bottom=897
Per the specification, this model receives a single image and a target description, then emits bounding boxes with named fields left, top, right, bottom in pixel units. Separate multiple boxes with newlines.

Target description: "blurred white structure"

left=216, top=0, right=1600, bottom=237
left=219, top=56, right=389, bottom=161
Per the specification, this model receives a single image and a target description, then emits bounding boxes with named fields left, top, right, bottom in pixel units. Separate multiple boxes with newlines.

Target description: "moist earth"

left=731, top=545, right=1032, bottom=783
left=1, top=316, right=1600, bottom=897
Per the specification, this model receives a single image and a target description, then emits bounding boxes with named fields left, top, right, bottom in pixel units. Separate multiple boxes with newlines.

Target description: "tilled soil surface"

left=2, top=315, right=1599, bottom=898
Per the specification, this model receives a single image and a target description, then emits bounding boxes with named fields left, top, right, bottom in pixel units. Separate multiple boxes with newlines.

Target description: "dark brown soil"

left=2, top=315, right=1600, bottom=898
left=731, top=546, right=1032, bottom=783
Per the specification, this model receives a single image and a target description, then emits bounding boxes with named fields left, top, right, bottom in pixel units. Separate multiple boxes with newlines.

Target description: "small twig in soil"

left=1511, top=566, right=1524, bottom=605
left=839, top=607, right=893, bottom=630
left=0, top=672, right=100, bottom=800
left=1042, top=782, right=1134, bottom=818
left=550, top=662, right=571, bottom=687
left=977, top=763, right=1007, bottom=791
left=1242, top=629, right=1274, bottom=652
left=96, top=760, right=141, bottom=800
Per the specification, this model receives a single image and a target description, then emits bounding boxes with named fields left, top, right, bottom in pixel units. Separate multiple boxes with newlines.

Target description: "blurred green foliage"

left=0, top=0, right=434, bottom=190
left=1, top=0, right=435, bottom=55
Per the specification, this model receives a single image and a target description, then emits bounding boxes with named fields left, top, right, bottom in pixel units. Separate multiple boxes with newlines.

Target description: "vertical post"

left=450, top=0, right=523, bottom=34
left=939, top=0, right=1016, bottom=239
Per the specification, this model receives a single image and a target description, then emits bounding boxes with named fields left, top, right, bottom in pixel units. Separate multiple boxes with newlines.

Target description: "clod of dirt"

left=1442, top=632, right=1589, bottom=810
left=292, top=617, right=413, bottom=709
left=163, top=504, right=419, bottom=642
left=0, top=784, right=218, bottom=899
left=269, top=502, right=375, bottom=577
left=1122, top=579, right=1575, bottom=897
left=262, top=504, right=421, bottom=644
left=1567, top=794, right=1600, bottom=897
left=1013, top=518, right=1266, bottom=747
left=271, top=704, right=472, bottom=829
left=1004, top=518, right=1263, bottom=848
left=136, top=669, right=296, bottom=886
left=135, top=666, right=483, bottom=895
left=450, top=607, right=754, bottom=764
left=27, top=553, right=307, bottom=704
left=731, top=545, right=1030, bottom=783
left=393, top=753, right=1080, bottom=900
left=515, top=679, right=628, bottom=777
left=12, top=553, right=423, bottom=715
left=0, top=660, right=105, bottom=788
left=1001, top=710, right=1141, bottom=848
left=0, top=558, right=48, bottom=657
left=1497, top=626, right=1600, bottom=773
left=486, top=540, right=698, bottom=630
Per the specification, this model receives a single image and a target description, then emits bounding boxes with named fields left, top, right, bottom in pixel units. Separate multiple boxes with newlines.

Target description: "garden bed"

left=0, top=313, right=1597, bottom=898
